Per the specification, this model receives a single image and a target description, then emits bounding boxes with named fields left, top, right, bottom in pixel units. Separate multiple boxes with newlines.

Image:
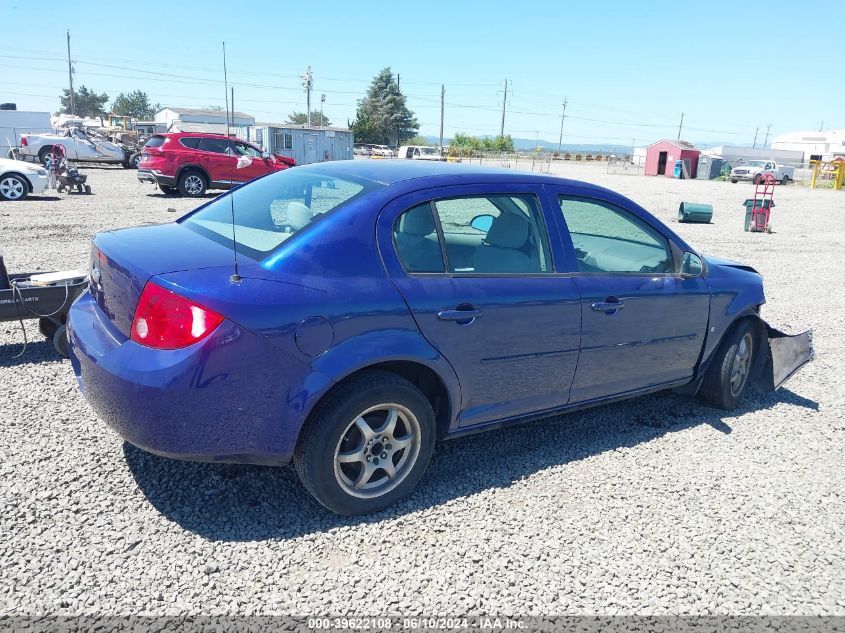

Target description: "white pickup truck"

left=730, top=160, right=794, bottom=185
left=16, top=127, right=133, bottom=168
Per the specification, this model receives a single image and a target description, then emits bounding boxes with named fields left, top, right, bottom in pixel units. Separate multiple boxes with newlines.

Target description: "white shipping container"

left=0, top=110, right=52, bottom=158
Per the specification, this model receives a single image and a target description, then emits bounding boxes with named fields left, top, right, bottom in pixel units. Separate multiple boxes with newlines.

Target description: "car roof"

left=295, top=159, right=610, bottom=192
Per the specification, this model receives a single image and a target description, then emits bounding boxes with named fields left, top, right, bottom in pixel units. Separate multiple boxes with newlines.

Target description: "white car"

left=398, top=145, right=446, bottom=161
left=0, top=157, right=49, bottom=201
left=371, top=145, right=396, bottom=158
left=16, top=127, right=132, bottom=168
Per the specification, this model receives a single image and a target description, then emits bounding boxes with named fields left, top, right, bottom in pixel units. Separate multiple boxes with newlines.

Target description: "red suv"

left=137, top=133, right=295, bottom=197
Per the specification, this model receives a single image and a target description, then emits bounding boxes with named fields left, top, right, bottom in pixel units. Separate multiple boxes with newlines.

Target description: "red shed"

left=645, top=139, right=700, bottom=178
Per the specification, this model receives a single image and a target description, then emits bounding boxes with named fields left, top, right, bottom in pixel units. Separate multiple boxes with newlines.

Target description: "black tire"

left=130, top=153, right=141, bottom=169
left=159, top=184, right=178, bottom=195
left=780, top=175, right=790, bottom=185
left=294, top=370, right=436, bottom=515
left=0, top=174, right=28, bottom=201
left=52, top=324, right=68, bottom=358
left=698, top=320, right=757, bottom=410
left=730, top=179, right=738, bottom=184
left=753, top=174, right=763, bottom=185
left=39, top=318, right=59, bottom=340
left=39, top=147, right=59, bottom=168
left=178, top=169, right=207, bottom=197
left=84, top=185, right=92, bottom=194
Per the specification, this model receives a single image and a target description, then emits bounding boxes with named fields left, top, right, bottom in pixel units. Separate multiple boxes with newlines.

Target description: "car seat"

left=395, top=206, right=442, bottom=272
left=474, top=213, right=536, bottom=273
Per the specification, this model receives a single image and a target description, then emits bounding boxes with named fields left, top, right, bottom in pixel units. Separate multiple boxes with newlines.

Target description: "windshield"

left=182, top=169, right=382, bottom=259
left=744, top=160, right=767, bottom=167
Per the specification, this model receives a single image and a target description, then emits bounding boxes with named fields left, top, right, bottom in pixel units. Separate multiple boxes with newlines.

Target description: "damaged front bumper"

left=752, top=323, right=815, bottom=391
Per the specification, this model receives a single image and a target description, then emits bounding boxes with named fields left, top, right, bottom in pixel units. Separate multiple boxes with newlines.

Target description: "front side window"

left=433, top=194, right=551, bottom=274
left=234, top=142, right=262, bottom=157
left=182, top=170, right=381, bottom=259
left=393, top=204, right=445, bottom=273
left=557, top=196, right=673, bottom=274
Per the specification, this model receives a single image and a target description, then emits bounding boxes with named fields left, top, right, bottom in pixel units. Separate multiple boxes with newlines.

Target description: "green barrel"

left=678, top=202, right=713, bottom=223
left=743, top=199, right=775, bottom=231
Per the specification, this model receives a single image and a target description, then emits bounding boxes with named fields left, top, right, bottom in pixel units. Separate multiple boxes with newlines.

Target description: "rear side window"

left=433, top=194, right=551, bottom=274
left=144, top=135, right=166, bottom=148
left=182, top=169, right=381, bottom=259
left=557, top=196, right=673, bottom=274
left=179, top=137, right=202, bottom=149
left=199, top=137, right=232, bottom=154
left=393, top=204, right=445, bottom=273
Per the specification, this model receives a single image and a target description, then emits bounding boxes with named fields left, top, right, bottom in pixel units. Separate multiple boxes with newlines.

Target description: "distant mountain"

left=421, top=135, right=631, bottom=154
left=422, top=135, right=746, bottom=153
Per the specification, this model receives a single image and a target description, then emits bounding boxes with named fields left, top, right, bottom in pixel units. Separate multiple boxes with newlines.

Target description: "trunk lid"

left=90, top=222, right=247, bottom=337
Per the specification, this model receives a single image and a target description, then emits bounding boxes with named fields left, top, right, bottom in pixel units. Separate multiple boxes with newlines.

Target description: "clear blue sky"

left=3, top=0, right=841, bottom=148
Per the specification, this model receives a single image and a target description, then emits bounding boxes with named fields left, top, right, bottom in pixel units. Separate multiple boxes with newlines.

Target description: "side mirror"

left=470, top=214, right=494, bottom=232
left=262, top=151, right=272, bottom=160
left=681, top=252, right=704, bottom=278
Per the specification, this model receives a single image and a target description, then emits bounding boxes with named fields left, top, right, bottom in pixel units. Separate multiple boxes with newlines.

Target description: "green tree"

left=350, top=67, right=418, bottom=145
left=59, top=85, right=109, bottom=119
left=111, top=90, right=159, bottom=119
left=448, top=133, right=514, bottom=155
left=287, top=110, right=332, bottom=127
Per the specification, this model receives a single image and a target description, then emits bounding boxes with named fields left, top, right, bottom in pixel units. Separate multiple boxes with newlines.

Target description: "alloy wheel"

left=729, top=333, right=753, bottom=396
left=184, top=175, right=204, bottom=195
left=333, top=403, right=421, bottom=499
left=0, top=177, right=25, bottom=200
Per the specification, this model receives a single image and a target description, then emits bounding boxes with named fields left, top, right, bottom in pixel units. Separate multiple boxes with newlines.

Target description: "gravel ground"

left=0, top=163, right=842, bottom=618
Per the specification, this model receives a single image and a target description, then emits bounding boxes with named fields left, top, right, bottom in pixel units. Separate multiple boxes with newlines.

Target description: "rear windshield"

left=144, top=135, right=166, bottom=148
left=182, top=169, right=382, bottom=260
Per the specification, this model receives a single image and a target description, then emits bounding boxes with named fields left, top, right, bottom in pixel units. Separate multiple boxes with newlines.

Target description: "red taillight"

left=20, top=136, right=27, bottom=147
left=130, top=282, right=223, bottom=349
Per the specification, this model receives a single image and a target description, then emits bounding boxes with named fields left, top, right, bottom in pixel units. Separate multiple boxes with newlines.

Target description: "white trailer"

left=0, top=110, right=52, bottom=159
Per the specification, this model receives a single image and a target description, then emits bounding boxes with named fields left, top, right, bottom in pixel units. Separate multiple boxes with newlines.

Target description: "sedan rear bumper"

left=67, top=290, right=322, bottom=465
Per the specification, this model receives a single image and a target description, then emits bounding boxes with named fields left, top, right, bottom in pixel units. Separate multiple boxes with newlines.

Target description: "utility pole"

left=556, top=98, right=568, bottom=156
left=752, top=126, right=759, bottom=148
left=302, top=65, right=313, bottom=127
left=819, top=121, right=824, bottom=132
left=320, top=94, right=325, bottom=128
left=66, top=30, right=75, bottom=116
left=500, top=79, right=508, bottom=137
left=677, top=112, right=684, bottom=140
left=397, top=73, right=400, bottom=92
left=763, top=122, right=772, bottom=148
left=439, top=84, right=445, bottom=154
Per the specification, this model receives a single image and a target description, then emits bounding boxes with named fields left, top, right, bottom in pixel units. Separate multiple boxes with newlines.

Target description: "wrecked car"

left=67, top=161, right=813, bottom=515
left=17, top=127, right=134, bottom=168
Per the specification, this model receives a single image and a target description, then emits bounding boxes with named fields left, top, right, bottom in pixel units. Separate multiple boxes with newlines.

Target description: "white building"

left=701, top=145, right=804, bottom=166
left=155, top=107, right=256, bottom=141
left=771, top=129, right=845, bottom=162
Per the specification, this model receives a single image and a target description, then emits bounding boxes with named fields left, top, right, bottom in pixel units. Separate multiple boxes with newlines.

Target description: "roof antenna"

left=223, top=41, right=241, bottom=284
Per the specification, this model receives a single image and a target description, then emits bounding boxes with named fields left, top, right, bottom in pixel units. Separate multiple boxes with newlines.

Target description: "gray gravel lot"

left=0, top=163, right=842, bottom=617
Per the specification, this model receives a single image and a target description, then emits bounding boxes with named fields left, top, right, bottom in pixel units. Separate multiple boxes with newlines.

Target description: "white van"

left=398, top=145, right=445, bottom=161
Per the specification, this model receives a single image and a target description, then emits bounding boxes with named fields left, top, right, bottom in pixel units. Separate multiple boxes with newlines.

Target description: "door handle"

left=436, top=308, right=482, bottom=322
left=591, top=298, right=625, bottom=313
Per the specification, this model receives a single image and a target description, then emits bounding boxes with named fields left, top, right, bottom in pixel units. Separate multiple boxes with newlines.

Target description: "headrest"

left=485, top=213, right=529, bottom=249
left=402, top=205, right=435, bottom=236
left=287, top=201, right=313, bottom=230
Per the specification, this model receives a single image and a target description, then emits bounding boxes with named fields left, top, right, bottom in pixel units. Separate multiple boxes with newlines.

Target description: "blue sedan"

left=68, top=161, right=813, bottom=514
